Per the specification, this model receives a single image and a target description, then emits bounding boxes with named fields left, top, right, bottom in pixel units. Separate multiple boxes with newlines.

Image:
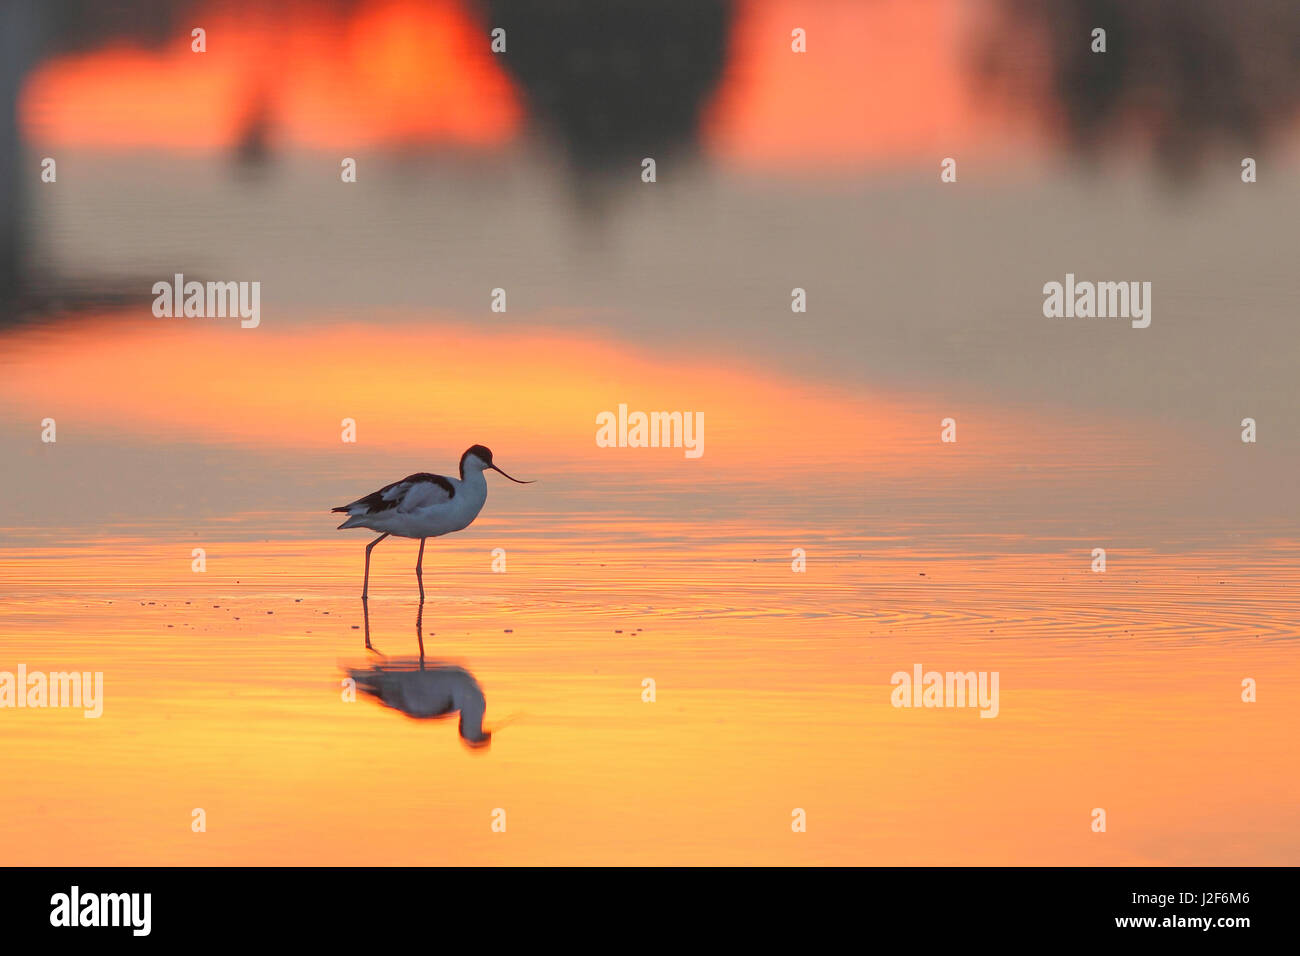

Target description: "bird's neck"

left=459, top=467, right=488, bottom=495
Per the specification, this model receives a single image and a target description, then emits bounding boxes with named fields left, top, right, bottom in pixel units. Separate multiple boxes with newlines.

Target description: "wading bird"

left=333, top=445, right=533, bottom=600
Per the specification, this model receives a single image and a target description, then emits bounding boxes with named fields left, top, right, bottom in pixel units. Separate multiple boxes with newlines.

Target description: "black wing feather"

left=332, top=473, right=455, bottom=515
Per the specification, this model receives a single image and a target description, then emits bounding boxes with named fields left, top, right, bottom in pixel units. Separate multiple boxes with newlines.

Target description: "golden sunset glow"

left=3, top=308, right=1298, bottom=864
left=702, top=0, right=1045, bottom=170
left=19, top=0, right=522, bottom=150
left=0, top=313, right=1102, bottom=472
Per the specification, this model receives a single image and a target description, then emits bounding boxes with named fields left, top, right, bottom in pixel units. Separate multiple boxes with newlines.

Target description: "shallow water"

left=1, top=315, right=1297, bottom=863
left=2, top=537, right=1297, bottom=864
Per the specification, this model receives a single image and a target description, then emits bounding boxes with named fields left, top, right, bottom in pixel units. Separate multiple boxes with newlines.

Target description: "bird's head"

left=460, top=444, right=534, bottom=484
left=459, top=722, right=493, bottom=750
left=458, top=686, right=493, bottom=749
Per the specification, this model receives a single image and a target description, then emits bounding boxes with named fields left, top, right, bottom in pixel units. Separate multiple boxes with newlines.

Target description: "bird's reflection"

left=350, top=598, right=491, bottom=749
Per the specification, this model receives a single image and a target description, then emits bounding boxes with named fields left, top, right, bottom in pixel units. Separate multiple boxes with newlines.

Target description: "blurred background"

left=1, top=0, right=1298, bottom=534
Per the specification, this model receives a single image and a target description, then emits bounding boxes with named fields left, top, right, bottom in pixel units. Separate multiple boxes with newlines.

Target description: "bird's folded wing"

left=394, top=475, right=455, bottom=512
left=337, top=473, right=454, bottom=515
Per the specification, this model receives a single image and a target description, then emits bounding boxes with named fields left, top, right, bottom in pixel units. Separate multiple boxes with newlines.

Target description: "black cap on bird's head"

left=463, top=444, right=493, bottom=466
left=460, top=445, right=534, bottom=484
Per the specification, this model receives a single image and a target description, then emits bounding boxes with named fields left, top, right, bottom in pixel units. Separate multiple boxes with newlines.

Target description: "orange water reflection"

left=20, top=0, right=1042, bottom=170
left=0, top=311, right=1159, bottom=485
left=0, top=302, right=1296, bottom=865
left=703, top=0, right=1046, bottom=171
left=20, top=0, right=521, bottom=150
left=1, top=532, right=1297, bottom=864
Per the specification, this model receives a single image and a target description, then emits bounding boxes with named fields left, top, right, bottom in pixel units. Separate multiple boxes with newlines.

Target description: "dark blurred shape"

left=2, top=0, right=735, bottom=316
left=0, top=0, right=186, bottom=320
left=0, top=1, right=40, bottom=311
left=476, top=0, right=731, bottom=188
left=234, top=87, right=275, bottom=171
left=36, top=0, right=180, bottom=54
left=982, top=0, right=1300, bottom=175
left=350, top=660, right=492, bottom=748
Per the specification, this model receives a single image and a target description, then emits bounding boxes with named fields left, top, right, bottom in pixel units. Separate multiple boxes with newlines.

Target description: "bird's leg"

left=362, top=532, right=390, bottom=600
left=362, top=594, right=376, bottom=653
left=415, top=537, right=427, bottom=601
left=415, top=598, right=426, bottom=668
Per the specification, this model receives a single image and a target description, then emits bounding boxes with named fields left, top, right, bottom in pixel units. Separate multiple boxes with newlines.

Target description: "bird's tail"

left=333, top=505, right=366, bottom=529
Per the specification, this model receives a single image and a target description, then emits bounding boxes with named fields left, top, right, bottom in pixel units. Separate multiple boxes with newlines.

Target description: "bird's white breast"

left=391, top=472, right=486, bottom=538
